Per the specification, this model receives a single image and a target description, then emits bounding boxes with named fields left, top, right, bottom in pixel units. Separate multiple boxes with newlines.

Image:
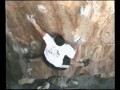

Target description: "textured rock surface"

left=6, top=1, right=115, bottom=85
left=48, top=75, right=115, bottom=89
left=6, top=75, right=115, bottom=89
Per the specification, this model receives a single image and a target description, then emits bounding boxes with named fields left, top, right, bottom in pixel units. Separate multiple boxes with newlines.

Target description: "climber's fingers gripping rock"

left=77, top=37, right=86, bottom=45
left=26, top=14, right=36, bottom=24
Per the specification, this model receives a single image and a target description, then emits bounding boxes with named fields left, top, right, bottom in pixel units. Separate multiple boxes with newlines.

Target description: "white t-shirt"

left=43, top=33, right=76, bottom=68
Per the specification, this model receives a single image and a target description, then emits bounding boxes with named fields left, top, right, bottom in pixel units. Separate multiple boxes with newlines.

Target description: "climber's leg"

left=70, top=60, right=84, bottom=67
left=62, top=68, right=70, bottom=77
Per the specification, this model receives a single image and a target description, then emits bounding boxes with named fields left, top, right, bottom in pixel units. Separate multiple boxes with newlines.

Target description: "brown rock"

left=6, top=1, right=114, bottom=81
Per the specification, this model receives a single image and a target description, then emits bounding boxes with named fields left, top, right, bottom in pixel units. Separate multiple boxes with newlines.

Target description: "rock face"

left=6, top=75, right=115, bottom=89
left=6, top=1, right=114, bottom=83
left=48, top=75, right=115, bottom=89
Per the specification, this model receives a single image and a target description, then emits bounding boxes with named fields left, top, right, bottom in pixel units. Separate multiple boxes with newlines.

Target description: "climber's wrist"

left=32, top=21, right=37, bottom=26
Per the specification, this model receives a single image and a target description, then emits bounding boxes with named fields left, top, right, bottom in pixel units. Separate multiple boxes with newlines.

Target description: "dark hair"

left=54, top=35, right=65, bottom=46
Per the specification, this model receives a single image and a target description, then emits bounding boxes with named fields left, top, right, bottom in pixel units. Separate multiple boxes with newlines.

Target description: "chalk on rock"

left=74, top=36, right=86, bottom=45
left=74, top=36, right=80, bottom=42
left=37, top=82, right=50, bottom=89
left=36, top=5, right=47, bottom=13
left=18, top=78, right=35, bottom=85
left=80, top=5, right=91, bottom=17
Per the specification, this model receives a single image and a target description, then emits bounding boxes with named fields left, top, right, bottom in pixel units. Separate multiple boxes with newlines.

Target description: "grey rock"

left=48, top=76, right=69, bottom=88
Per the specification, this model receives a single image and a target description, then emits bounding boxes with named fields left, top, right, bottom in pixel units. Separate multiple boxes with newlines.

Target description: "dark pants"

left=42, top=54, right=70, bottom=70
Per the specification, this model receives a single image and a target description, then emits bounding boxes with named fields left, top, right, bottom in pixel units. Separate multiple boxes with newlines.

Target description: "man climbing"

left=27, top=15, right=90, bottom=89
left=27, top=15, right=90, bottom=72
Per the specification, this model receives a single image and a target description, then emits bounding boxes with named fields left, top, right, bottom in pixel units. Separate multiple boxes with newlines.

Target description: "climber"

left=27, top=15, right=90, bottom=75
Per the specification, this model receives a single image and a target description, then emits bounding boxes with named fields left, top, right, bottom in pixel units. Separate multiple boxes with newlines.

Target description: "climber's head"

left=54, top=35, right=65, bottom=46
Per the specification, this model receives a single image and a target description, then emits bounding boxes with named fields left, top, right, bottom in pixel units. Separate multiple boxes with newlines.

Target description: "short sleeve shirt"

left=43, top=33, right=75, bottom=67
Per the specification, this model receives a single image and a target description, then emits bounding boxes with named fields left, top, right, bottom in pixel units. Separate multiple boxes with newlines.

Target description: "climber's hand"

left=77, top=37, right=86, bottom=45
left=27, top=14, right=36, bottom=24
left=83, top=59, right=90, bottom=67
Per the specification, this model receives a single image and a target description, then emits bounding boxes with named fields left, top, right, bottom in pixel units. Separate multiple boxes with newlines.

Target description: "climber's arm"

left=66, top=44, right=82, bottom=63
left=72, top=45, right=81, bottom=62
left=27, top=15, right=46, bottom=37
left=72, top=38, right=86, bottom=62
left=32, top=22, right=46, bottom=37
